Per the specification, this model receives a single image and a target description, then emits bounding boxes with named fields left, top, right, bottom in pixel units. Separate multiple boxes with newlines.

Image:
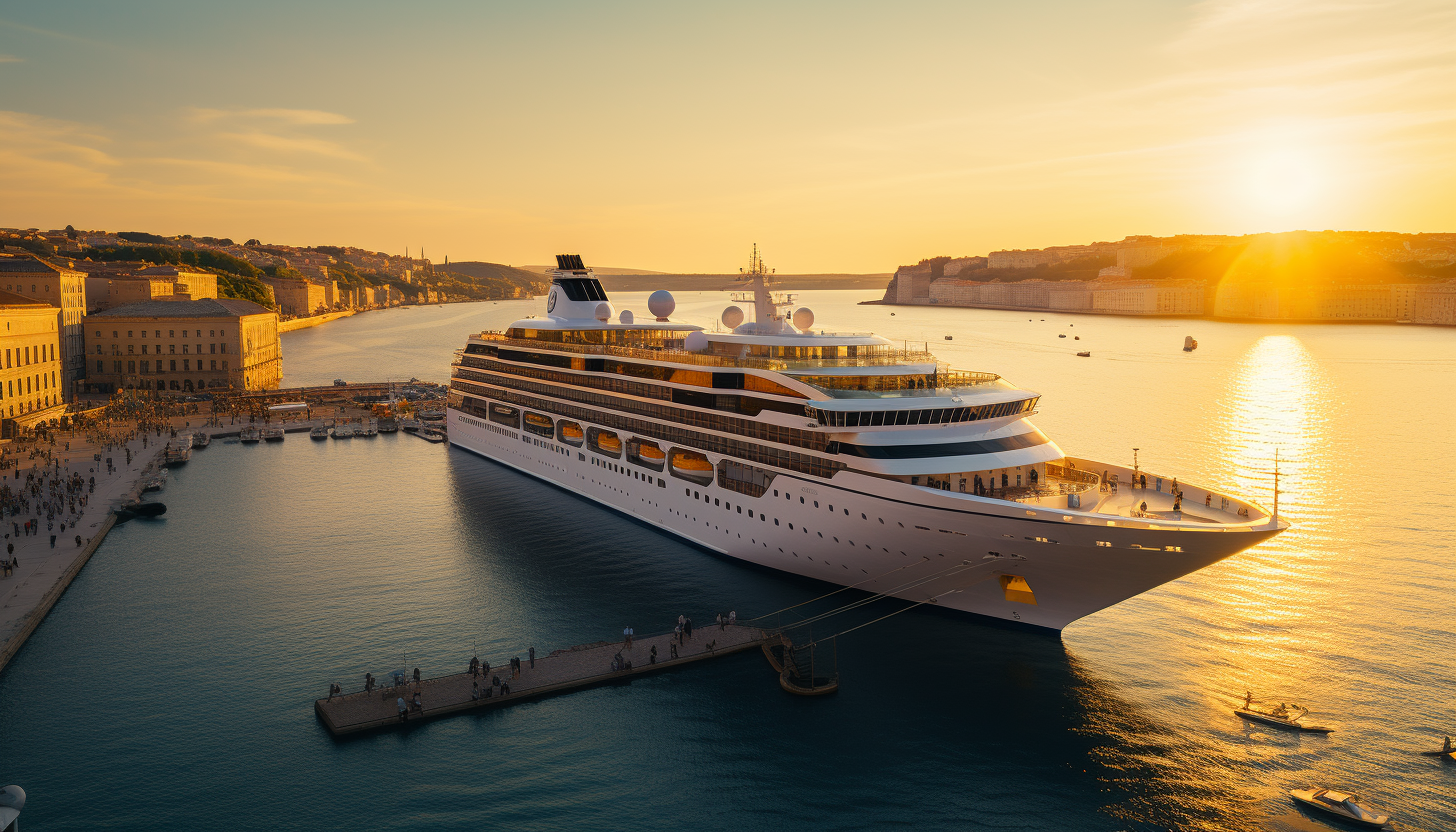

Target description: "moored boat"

left=333, top=424, right=356, bottom=438
left=191, top=432, right=211, bottom=449
left=1289, top=788, right=1390, bottom=828
left=163, top=441, right=191, bottom=466
left=310, top=425, right=332, bottom=440
left=262, top=426, right=285, bottom=442
left=239, top=427, right=261, bottom=443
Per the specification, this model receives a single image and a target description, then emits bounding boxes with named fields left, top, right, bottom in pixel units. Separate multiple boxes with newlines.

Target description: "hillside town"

left=0, top=225, right=550, bottom=438
left=883, top=231, right=1456, bottom=324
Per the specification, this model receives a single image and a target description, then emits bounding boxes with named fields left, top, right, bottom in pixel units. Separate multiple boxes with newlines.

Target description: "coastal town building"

left=82, top=298, right=282, bottom=394
left=0, top=289, right=66, bottom=435
left=1412, top=281, right=1456, bottom=325
left=262, top=277, right=327, bottom=317
left=0, top=256, right=87, bottom=402
left=925, top=277, right=1206, bottom=315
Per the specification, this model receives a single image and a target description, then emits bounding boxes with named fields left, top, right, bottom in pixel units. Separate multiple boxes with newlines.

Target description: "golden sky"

left=2, top=1, right=1453, bottom=272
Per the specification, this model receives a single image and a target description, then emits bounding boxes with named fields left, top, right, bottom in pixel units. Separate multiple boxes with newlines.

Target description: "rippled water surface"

left=2, top=293, right=1452, bottom=830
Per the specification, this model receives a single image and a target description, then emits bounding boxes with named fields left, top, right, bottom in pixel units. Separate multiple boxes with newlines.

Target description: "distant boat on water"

left=1184, top=335, right=1198, bottom=351
left=262, top=426, right=285, bottom=442
left=240, top=427, right=261, bottom=443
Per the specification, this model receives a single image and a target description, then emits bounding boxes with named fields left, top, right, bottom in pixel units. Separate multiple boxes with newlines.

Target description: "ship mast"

left=734, top=243, right=794, bottom=333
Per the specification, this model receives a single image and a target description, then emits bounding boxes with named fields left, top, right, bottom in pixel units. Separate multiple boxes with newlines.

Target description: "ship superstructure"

left=446, top=252, right=1287, bottom=630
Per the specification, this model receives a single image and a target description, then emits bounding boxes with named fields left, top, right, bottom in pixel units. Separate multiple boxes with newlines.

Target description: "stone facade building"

left=83, top=298, right=282, bottom=394
left=261, top=277, right=328, bottom=318
left=0, top=289, right=65, bottom=435
left=0, top=256, right=87, bottom=402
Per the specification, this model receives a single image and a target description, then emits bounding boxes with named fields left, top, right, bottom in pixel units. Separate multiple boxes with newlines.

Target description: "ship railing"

left=472, top=333, right=947, bottom=372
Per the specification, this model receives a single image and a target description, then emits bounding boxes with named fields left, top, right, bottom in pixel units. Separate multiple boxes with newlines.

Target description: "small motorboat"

left=358, top=419, right=379, bottom=437
left=1289, top=788, right=1391, bottom=829
left=378, top=417, right=399, bottom=433
left=1183, top=335, right=1198, bottom=352
left=1058, top=333, right=1067, bottom=338
left=1076, top=351, right=1091, bottom=358
left=333, top=424, right=356, bottom=439
left=1234, top=703, right=1333, bottom=733
left=0, top=785, right=25, bottom=831
left=163, top=442, right=191, bottom=466
left=114, top=502, right=167, bottom=523
left=240, top=427, right=261, bottom=443
left=944, top=335, right=952, bottom=340
left=191, top=432, right=211, bottom=449
left=418, top=428, right=447, bottom=443
left=262, top=426, right=285, bottom=442
left=310, top=425, right=332, bottom=440
left=1074, top=336, right=1080, bottom=340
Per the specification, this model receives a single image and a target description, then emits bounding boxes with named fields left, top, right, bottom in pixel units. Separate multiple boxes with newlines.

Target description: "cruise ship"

left=447, top=252, right=1288, bottom=630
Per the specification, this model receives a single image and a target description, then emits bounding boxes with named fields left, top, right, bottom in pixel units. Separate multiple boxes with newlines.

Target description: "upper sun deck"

left=485, top=256, right=1009, bottom=399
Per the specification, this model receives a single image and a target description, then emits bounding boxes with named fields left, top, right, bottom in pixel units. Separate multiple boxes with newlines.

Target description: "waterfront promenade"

left=0, top=401, right=409, bottom=673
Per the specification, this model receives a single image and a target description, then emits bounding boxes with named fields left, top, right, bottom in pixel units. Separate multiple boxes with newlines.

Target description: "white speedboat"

left=0, top=784, right=25, bottom=830
left=1234, top=704, right=1333, bottom=733
left=1290, top=788, right=1391, bottom=829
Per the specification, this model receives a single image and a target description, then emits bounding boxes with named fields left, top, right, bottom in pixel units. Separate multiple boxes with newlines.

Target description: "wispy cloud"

left=0, top=54, right=22, bottom=63
left=186, top=107, right=354, bottom=125
left=219, top=131, right=368, bottom=162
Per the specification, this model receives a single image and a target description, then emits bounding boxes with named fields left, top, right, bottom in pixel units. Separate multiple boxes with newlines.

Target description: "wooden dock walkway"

left=315, top=624, right=772, bottom=736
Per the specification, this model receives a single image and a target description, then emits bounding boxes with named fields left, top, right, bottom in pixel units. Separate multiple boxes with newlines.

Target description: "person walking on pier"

left=528, top=647, right=535, bottom=669
left=649, top=645, right=657, bottom=664
left=684, top=618, right=693, bottom=641
left=397, top=696, right=408, bottom=722
left=729, top=610, right=737, bottom=625
left=623, top=627, right=633, bottom=650
left=412, top=667, right=421, bottom=687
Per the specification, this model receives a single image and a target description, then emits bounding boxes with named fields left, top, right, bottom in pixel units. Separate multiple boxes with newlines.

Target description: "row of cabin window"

left=4, top=345, right=55, bottom=368
left=453, top=369, right=829, bottom=452
left=812, top=398, right=1036, bottom=428
left=97, top=342, right=227, bottom=355
left=456, top=391, right=845, bottom=480
left=97, top=359, right=229, bottom=374
left=472, top=349, right=804, bottom=399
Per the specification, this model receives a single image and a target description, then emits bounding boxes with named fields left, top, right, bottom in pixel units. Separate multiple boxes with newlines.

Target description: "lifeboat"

left=672, top=452, right=712, bottom=472
left=560, top=422, right=584, bottom=442
left=638, top=444, right=666, bottom=462
left=524, top=411, right=554, bottom=436
left=596, top=432, right=622, bottom=453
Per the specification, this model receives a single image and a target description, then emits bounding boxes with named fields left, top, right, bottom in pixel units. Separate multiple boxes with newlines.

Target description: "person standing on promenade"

left=397, top=697, right=407, bottom=722
left=528, top=647, right=535, bottom=669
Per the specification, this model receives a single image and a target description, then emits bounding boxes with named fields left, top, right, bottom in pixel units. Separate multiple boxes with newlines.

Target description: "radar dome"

left=684, top=331, right=709, bottom=352
left=619, top=309, right=634, bottom=325
left=648, top=290, right=675, bottom=321
left=792, top=307, right=815, bottom=331
left=721, top=305, right=744, bottom=328
left=594, top=302, right=612, bottom=322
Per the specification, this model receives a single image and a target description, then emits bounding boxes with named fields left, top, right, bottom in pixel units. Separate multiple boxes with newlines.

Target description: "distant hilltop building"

left=82, top=298, right=282, bottom=395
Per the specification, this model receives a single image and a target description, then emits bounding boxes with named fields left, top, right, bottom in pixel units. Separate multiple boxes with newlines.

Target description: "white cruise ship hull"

left=447, top=408, right=1279, bottom=631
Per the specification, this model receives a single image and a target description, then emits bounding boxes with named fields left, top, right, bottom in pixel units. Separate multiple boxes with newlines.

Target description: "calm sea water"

left=1, top=293, right=1452, bottom=831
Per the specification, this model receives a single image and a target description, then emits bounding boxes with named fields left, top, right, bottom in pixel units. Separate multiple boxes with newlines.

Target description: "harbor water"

left=1, top=294, right=1452, bottom=830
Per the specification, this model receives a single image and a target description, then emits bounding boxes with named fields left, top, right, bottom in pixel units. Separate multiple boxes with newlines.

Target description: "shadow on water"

left=441, top=447, right=1257, bottom=831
